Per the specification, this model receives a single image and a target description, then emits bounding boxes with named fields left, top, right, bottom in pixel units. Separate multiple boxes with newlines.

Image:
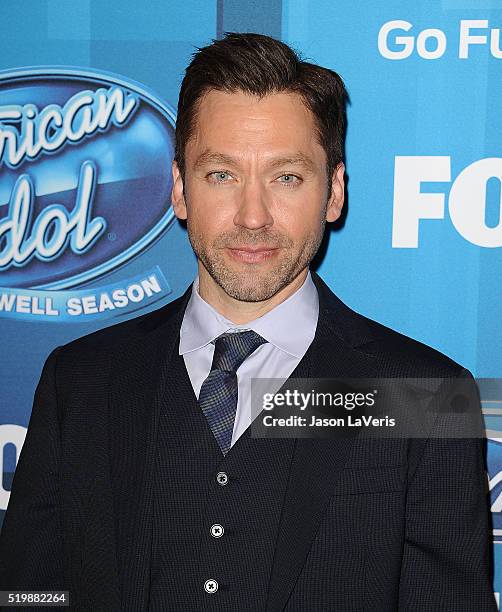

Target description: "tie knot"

left=211, top=330, right=268, bottom=373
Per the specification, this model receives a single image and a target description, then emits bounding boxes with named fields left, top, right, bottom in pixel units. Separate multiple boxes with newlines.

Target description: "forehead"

left=187, top=89, right=324, bottom=162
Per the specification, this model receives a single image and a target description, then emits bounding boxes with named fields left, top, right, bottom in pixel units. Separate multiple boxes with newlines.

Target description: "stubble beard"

left=187, top=218, right=326, bottom=303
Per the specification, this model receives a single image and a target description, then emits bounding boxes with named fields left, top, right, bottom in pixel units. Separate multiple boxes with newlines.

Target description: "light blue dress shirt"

left=179, top=269, right=319, bottom=448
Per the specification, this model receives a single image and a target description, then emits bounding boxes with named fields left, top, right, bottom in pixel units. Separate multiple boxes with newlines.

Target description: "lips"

left=226, top=246, right=279, bottom=263
left=228, top=246, right=278, bottom=252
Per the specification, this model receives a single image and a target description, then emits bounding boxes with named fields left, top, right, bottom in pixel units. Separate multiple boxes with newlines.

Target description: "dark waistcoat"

left=147, top=337, right=296, bottom=612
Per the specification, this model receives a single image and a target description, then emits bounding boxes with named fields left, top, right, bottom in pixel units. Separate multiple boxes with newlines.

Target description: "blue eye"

left=209, top=171, right=231, bottom=182
left=279, top=174, right=300, bottom=186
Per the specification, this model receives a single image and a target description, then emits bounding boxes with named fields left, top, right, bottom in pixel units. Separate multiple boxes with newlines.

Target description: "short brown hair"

left=175, top=32, right=348, bottom=195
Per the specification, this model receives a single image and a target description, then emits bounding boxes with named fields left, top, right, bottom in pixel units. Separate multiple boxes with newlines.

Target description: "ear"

left=171, top=159, right=187, bottom=220
left=325, top=162, right=345, bottom=223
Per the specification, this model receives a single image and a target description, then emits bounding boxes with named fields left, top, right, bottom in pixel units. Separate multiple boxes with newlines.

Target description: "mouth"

left=226, top=246, right=279, bottom=263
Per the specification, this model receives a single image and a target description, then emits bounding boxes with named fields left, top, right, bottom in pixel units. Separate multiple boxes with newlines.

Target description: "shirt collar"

left=179, top=269, right=319, bottom=358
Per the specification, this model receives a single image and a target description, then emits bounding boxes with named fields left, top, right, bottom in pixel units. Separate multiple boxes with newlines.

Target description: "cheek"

left=186, top=205, right=230, bottom=241
left=186, top=186, right=233, bottom=227
left=189, top=181, right=236, bottom=215
left=273, top=195, right=325, bottom=237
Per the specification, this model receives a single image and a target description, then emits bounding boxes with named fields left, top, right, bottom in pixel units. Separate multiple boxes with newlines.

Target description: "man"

left=0, top=32, right=496, bottom=611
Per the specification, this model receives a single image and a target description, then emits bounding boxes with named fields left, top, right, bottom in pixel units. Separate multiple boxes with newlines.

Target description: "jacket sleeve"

left=398, top=368, right=497, bottom=610
left=0, top=347, right=66, bottom=590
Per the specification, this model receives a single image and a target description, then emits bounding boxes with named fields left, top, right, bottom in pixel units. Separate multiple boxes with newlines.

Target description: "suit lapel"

left=106, top=285, right=193, bottom=610
left=104, top=270, right=376, bottom=611
left=265, top=271, right=378, bottom=611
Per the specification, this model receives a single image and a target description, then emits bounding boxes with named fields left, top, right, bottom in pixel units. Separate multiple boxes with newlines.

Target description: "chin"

left=217, top=274, right=286, bottom=303
left=226, top=289, right=276, bottom=303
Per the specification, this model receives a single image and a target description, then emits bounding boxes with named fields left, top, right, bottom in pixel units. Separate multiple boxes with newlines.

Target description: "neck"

left=197, top=266, right=309, bottom=325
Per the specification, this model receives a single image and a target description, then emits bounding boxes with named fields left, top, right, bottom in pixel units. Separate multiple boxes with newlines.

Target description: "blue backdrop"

left=1, top=0, right=501, bottom=604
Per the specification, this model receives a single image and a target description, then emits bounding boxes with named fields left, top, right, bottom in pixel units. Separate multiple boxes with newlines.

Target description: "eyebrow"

left=193, top=150, right=317, bottom=173
left=193, top=151, right=236, bottom=170
left=268, top=154, right=316, bottom=173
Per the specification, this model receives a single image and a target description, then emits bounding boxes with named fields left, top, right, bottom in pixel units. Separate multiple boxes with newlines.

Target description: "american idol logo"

left=0, top=67, right=175, bottom=321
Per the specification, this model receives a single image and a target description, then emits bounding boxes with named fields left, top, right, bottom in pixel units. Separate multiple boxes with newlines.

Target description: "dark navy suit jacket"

left=0, top=270, right=496, bottom=610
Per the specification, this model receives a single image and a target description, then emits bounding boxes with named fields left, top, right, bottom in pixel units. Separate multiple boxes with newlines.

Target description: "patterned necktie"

left=198, top=330, right=268, bottom=455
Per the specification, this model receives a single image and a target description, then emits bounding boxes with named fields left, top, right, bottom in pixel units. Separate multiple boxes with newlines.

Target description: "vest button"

left=204, top=578, right=219, bottom=593
left=210, top=523, right=224, bottom=538
left=216, top=471, right=229, bottom=486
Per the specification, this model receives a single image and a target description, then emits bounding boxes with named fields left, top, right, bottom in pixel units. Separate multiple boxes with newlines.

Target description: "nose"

left=233, top=178, right=274, bottom=230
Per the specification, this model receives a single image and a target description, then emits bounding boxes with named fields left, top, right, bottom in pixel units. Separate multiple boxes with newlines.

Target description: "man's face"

left=171, top=89, right=344, bottom=303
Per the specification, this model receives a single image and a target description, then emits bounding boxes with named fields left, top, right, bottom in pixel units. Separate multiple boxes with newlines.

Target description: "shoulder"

left=312, top=271, right=468, bottom=378
left=56, top=288, right=190, bottom=364
left=359, top=315, right=464, bottom=375
left=347, top=308, right=467, bottom=377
